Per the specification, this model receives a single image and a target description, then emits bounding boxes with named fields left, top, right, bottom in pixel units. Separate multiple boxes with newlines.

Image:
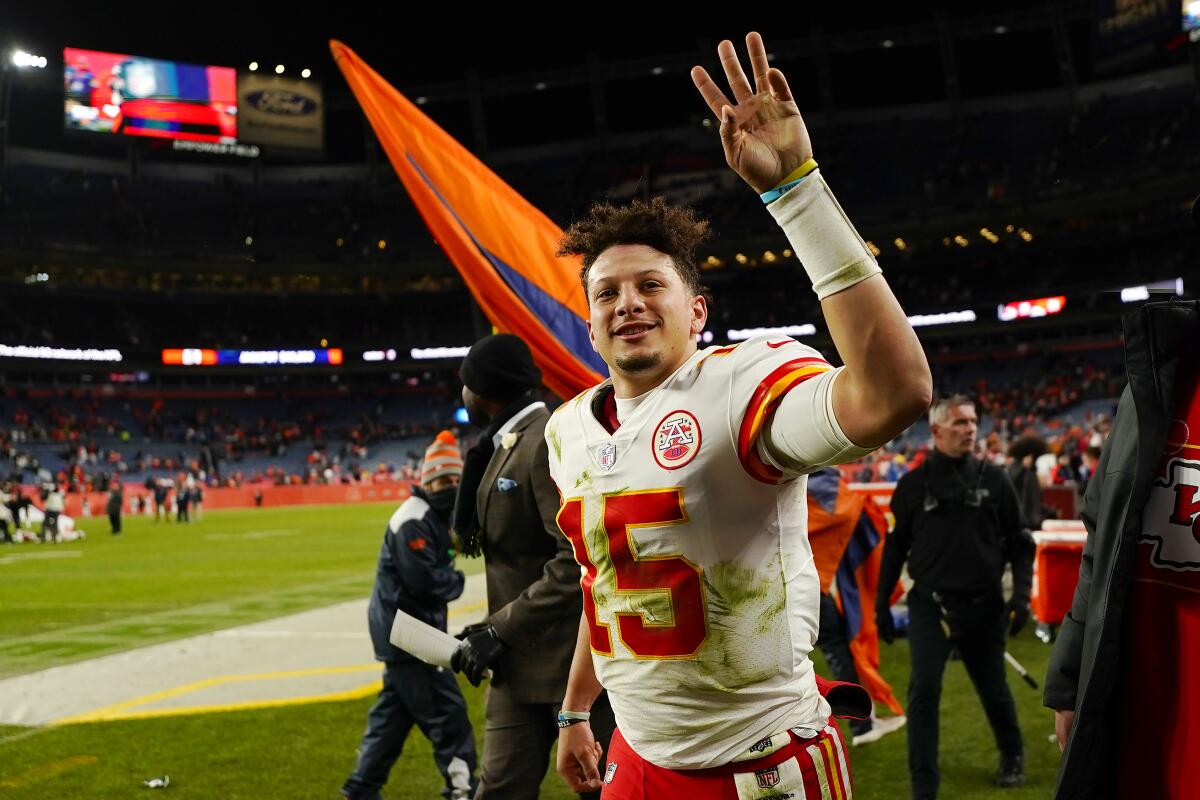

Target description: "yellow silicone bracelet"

left=771, top=157, right=818, bottom=190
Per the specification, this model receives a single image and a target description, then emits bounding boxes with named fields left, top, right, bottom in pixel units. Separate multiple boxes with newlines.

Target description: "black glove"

left=454, top=621, right=491, bottom=642
left=876, top=606, right=896, bottom=645
left=1007, top=599, right=1031, bottom=637
left=450, top=625, right=508, bottom=686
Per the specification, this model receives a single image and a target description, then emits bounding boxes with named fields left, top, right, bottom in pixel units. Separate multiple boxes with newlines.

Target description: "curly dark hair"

left=556, top=197, right=712, bottom=303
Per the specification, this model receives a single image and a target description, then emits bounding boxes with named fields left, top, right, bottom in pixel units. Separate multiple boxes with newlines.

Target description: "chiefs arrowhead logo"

left=1141, top=458, right=1200, bottom=570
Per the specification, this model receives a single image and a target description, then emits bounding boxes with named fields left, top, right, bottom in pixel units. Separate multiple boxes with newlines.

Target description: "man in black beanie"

left=450, top=333, right=614, bottom=800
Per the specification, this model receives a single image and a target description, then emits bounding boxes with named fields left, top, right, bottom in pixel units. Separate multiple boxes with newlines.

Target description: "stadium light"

left=249, top=61, right=259, bottom=71
left=11, top=50, right=47, bottom=69
left=727, top=324, right=816, bottom=340
left=908, top=310, right=977, bottom=328
left=275, top=64, right=285, bottom=74
left=651, top=66, right=664, bottom=75
left=1, top=343, right=122, bottom=362
left=301, top=68, right=312, bottom=79
left=994, top=25, right=1008, bottom=34
left=416, top=96, right=428, bottom=105
left=881, top=39, right=895, bottom=48
left=412, top=346, right=471, bottom=360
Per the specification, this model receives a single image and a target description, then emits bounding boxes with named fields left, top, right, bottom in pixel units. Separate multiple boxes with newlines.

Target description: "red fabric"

left=814, top=675, right=871, bottom=720
left=1117, top=357, right=1200, bottom=798
left=601, top=726, right=851, bottom=799
left=599, top=388, right=621, bottom=434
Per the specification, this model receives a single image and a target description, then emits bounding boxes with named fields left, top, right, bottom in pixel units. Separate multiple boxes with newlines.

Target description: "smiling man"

left=546, top=32, right=931, bottom=800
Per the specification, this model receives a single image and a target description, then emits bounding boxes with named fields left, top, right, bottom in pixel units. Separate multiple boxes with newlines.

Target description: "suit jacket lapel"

left=475, top=408, right=547, bottom=528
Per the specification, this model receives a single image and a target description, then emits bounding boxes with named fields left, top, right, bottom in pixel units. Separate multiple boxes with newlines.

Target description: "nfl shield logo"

left=604, top=762, right=618, bottom=784
left=598, top=443, right=617, bottom=471
left=755, top=766, right=780, bottom=789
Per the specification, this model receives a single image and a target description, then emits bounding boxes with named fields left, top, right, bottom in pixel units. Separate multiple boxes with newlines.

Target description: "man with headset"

left=876, top=394, right=1034, bottom=799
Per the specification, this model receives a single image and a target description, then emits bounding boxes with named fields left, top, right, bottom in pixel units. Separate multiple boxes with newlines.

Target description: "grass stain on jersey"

left=574, top=469, right=594, bottom=489
left=588, top=517, right=614, bottom=610
left=693, top=560, right=788, bottom=691
left=546, top=425, right=563, bottom=462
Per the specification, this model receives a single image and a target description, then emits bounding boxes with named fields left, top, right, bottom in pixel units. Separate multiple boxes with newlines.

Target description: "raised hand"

left=691, top=32, right=813, bottom=194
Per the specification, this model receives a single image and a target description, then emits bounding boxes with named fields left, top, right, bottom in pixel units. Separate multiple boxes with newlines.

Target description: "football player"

left=550, top=31, right=931, bottom=799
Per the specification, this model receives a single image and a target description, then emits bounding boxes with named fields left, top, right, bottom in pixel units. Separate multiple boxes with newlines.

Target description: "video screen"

left=64, top=47, right=237, bottom=143
left=1186, top=0, right=1200, bottom=32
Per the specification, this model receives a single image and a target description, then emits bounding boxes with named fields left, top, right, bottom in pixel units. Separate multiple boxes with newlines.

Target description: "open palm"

left=691, top=32, right=813, bottom=194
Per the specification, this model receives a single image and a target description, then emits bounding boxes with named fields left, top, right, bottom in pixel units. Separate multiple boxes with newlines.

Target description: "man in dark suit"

left=450, top=333, right=614, bottom=800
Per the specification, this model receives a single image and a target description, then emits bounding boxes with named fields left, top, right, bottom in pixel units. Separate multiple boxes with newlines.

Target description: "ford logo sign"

left=245, top=90, right=318, bottom=116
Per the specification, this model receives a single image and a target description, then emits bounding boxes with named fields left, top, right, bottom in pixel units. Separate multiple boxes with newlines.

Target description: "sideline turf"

left=0, top=503, right=483, bottom=678
left=0, top=636, right=1062, bottom=800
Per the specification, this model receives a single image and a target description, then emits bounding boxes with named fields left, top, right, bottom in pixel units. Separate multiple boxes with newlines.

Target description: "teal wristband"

left=760, top=175, right=809, bottom=204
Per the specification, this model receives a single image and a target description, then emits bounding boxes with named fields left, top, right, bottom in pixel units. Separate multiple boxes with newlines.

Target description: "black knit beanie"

left=459, top=334, right=542, bottom=401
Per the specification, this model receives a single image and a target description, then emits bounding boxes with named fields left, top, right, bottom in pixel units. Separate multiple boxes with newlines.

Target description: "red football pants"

left=600, top=724, right=853, bottom=799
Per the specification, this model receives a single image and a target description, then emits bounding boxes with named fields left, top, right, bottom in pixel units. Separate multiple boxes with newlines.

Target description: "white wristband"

left=766, top=168, right=882, bottom=300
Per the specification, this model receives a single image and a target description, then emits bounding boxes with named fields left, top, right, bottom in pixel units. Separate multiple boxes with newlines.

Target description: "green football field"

left=0, top=504, right=1063, bottom=799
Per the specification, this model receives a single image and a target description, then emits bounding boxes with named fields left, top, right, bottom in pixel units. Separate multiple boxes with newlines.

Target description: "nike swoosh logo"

left=766, top=340, right=793, bottom=349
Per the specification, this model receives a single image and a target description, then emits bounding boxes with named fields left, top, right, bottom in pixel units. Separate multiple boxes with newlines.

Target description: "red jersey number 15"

left=557, top=489, right=708, bottom=659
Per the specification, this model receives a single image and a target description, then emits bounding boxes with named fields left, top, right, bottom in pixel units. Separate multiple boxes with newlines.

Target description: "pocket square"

left=497, top=477, right=519, bottom=493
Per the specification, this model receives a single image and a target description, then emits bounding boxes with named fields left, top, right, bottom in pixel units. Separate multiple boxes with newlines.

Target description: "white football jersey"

left=545, top=335, right=840, bottom=769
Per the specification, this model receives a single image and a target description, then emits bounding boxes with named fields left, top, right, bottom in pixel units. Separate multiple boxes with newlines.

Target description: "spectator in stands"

left=1007, top=436, right=1048, bottom=534
left=341, top=431, right=477, bottom=800
left=1077, top=445, right=1101, bottom=494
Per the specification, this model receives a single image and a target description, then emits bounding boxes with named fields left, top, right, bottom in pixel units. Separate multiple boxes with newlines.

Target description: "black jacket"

left=1044, top=301, right=1198, bottom=799
left=367, top=485, right=466, bottom=663
left=879, top=450, right=1033, bottom=604
left=106, top=486, right=123, bottom=515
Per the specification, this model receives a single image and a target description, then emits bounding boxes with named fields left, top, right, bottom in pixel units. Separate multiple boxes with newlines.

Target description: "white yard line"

left=0, top=551, right=83, bottom=566
left=204, top=529, right=301, bottom=541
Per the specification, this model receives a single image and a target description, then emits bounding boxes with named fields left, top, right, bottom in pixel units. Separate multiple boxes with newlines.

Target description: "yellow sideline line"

left=44, top=598, right=488, bottom=726
left=449, top=600, right=487, bottom=616
left=54, top=664, right=382, bottom=725
left=59, top=681, right=385, bottom=724
left=0, top=755, right=98, bottom=788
